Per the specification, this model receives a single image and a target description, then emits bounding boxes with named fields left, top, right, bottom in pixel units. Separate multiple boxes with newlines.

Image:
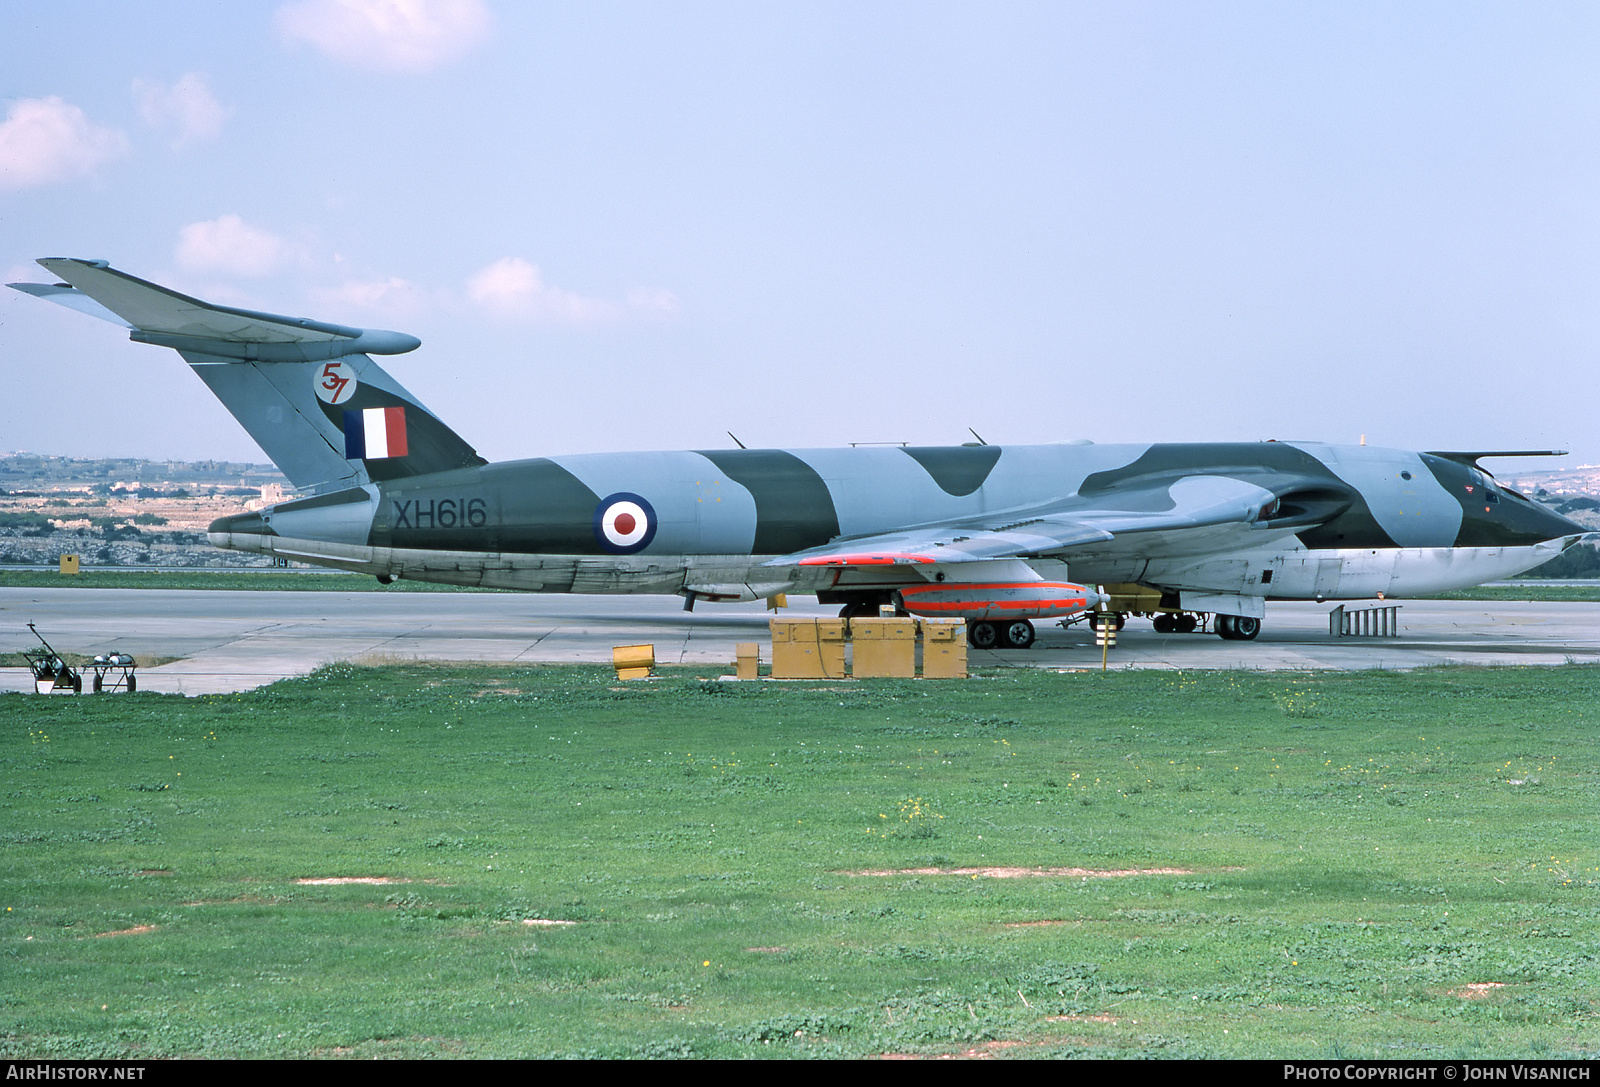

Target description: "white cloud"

left=275, top=0, right=492, bottom=74
left=467, top=257, right=682, bottom=323
left=0, top=97, right=129, bottom=190
left=467, top=258, right=617, bottom=323
left=175, top=215, right=291, bottom=278
left=134, top=73, right=229, bottom=148
left=313, top=276, right=431, bottom=320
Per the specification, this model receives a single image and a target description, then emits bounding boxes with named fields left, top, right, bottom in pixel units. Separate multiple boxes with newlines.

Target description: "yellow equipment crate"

left=59, top=554, right=80, bottom=574
left=849, top=617, right=917, bottom=678
left=918, top=618, right=968, bottom=679
left=611, top=643, right=655, bottom=680
left=769, top=618, right=847, bottom=679
left=734, top=642, right=760, bottom=680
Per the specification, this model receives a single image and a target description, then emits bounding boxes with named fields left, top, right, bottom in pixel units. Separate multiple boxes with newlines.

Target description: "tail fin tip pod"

left=8, top=258, right=484, bottom=491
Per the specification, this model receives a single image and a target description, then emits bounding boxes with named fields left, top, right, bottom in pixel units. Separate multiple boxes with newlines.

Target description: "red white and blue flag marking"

left=344, top=406, right=409, bottom=460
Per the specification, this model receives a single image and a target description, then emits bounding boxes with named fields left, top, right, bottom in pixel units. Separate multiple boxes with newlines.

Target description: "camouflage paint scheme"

left=13, top=260, right=1590, bottom=639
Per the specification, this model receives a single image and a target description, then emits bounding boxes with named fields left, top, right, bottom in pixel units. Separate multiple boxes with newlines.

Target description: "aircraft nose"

left=1526, top=499, right=1591, bottom=543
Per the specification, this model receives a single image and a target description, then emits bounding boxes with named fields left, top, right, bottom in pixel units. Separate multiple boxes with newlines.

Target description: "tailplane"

left=9, top=258, right=484, bottom=491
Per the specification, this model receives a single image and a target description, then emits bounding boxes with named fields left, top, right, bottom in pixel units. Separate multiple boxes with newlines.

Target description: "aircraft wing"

left=766, top=471, right=1355, bottom=569
left=766, top=516, right=1113, bottom=567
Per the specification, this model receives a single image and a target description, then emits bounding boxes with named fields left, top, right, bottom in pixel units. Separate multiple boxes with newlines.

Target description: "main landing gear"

left=1214, top=614, right=1261, bottom=641
left=964, top=611, right=1262, bottom=648
left=1150, top=612, right=1199, bottom=634
left=967, top=619, right=1035, bottom=650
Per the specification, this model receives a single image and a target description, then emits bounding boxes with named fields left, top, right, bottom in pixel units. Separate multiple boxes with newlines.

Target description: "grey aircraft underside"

left=12, top=258, right=1591, bottom=649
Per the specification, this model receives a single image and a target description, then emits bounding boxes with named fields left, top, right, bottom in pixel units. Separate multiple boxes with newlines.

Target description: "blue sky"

left=3, top=1, right=1597, bottom=471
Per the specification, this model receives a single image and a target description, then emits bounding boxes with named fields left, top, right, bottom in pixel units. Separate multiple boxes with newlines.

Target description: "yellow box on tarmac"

left=735, top=642, right=760, bottom=680
left=612, top=643, right=655, bottom=680
left=769, top=618, right=847, bottom=679
left=849, top=617, right=917, bottom=678
left=918, top=618, right=968, bottom=679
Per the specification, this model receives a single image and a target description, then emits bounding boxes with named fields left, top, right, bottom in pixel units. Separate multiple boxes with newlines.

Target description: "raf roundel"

left=594, top=493, right=658, bottom=554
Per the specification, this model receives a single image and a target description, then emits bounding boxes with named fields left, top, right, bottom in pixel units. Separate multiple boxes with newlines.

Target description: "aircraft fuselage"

left=209, top=440, right=1586, bottom=612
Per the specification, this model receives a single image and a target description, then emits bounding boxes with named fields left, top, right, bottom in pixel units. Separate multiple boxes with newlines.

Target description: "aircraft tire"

left=967, top=621, right=1000, bottom=649
left=1176, top=613, right=1198, bottom=634
left=1001, top=620, right=1035, bottom=649
left=1216, top=615, right=1261, bottom=641
left=1152, top=613, right=1175, bottom=634
left=93, top=674, right=103, bottom=693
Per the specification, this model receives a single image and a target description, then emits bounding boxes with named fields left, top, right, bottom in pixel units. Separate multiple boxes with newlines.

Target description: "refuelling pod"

left=895, top=581, right=1102, bottom=621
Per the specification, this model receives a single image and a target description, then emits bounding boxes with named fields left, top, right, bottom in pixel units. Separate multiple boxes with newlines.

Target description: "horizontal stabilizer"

left=1425, top=450, right=1569, bottom=467
left=8, top=281, right=133, bottom=328
left=12, top=258, right=420, bottom=362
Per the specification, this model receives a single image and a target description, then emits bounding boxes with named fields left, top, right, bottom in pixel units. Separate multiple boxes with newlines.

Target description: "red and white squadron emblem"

left=314, top=359, right=359, bottom=405
left=594, top=493, right=658, bottom=554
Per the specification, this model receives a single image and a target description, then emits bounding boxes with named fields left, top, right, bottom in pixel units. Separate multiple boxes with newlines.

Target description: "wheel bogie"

left=1001, top=620, right=1035, bottom=649
left=966, top=618, right=1035, bottom=649
left=1216, top=614, right=1261, bottom=641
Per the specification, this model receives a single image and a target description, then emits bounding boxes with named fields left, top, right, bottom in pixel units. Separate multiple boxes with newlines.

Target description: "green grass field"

left=3, top=664, right=1596, bottom=1059
left=1425, top=586, right=1600, bottom=603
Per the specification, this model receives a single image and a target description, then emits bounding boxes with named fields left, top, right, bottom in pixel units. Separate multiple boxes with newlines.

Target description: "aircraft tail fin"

left=9, top=258, right=485, bottom=491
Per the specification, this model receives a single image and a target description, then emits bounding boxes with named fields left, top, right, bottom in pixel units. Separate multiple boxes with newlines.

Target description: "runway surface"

left=3, top=588, right=1597, bottom=695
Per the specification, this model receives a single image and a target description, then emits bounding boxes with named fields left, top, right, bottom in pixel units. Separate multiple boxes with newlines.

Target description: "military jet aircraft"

left=11, top=258, right=1590, bottom=649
